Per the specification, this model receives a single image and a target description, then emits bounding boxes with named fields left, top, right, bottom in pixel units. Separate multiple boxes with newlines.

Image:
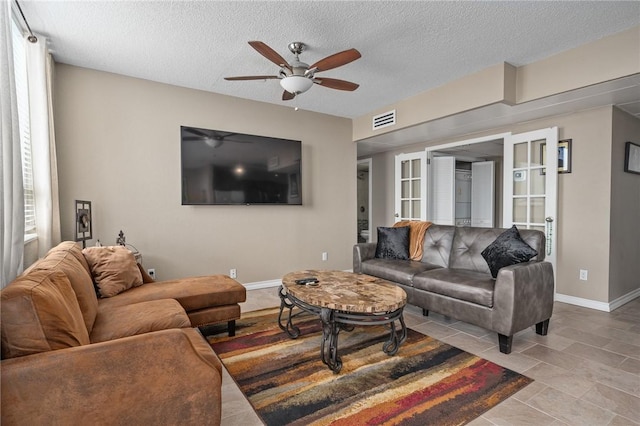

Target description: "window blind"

left=11, top=19, right=36, bottom=235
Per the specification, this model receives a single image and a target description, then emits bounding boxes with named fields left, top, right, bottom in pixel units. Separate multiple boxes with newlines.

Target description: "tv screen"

left=180, top=126, right=302, bottom=205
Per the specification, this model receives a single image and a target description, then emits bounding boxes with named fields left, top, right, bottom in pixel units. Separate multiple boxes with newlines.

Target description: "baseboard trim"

left=244, top=279, right=281, bottom=291
left=242, top=269, right=354, bottom=291
left=555, top=288, right=640, bottom=312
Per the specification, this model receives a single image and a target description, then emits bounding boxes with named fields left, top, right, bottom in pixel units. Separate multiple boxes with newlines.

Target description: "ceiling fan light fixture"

left=280, top=75, right=313, bottom=95
left=204, top=138, right=223, bottom=148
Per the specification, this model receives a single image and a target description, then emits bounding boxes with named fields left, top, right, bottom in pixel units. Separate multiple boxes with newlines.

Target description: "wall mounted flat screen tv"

left=181, top=126, right=302, bottom=205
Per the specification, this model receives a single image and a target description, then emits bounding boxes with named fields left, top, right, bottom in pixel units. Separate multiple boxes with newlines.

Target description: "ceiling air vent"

left=372, top=110, right=396, bottom=130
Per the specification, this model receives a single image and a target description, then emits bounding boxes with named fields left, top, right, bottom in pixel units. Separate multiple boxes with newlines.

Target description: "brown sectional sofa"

left=1, top=241, right=246, bottom=425
left=354, top=224, right=555, bottom=354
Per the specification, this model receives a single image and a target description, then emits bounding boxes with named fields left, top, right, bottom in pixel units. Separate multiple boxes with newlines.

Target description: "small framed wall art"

left=624, top=141, right=640, bottom=175
left=75, top=200, right=92, bottom=247
left=541, top=139, right=572, bottom=174
left=557, top=139, right=572, bottom=173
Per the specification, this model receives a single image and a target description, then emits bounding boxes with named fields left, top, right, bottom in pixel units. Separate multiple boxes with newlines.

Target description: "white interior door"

left=504, top=128, right=558, bottom=272
left=430, top=156, right=455, bottom=225
left=471, top=161, right=495, bottom=227
left=394, top=152, right=426, bottom=222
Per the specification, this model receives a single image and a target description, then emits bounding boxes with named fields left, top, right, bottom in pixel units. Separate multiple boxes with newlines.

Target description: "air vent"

left=372, top=110, right=396, bottom=130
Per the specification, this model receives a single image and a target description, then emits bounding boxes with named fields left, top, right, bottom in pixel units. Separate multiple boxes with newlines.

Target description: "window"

left=11, top=18, right=36, bottom=238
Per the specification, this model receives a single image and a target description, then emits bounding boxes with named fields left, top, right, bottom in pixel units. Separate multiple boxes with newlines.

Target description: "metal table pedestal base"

left=278, top=285, right=407, bottom=373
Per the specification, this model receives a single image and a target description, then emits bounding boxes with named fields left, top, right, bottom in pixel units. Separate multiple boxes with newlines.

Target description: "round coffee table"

left=279, top=270, right=407, bottom=373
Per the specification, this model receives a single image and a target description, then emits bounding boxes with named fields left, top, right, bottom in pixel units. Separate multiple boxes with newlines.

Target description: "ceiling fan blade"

left=184, top=136, right=205, bottom=141
left=282, top=90, right=295, bottom=101
left=185, top=128, right=209, bottom=137
left=224, top=76, right=280, bottom=81
left=309, top=48, right=361, bottom=72
left=248, top=41, right=292, bottom=71
left=314, top=77, right=359, bottom=91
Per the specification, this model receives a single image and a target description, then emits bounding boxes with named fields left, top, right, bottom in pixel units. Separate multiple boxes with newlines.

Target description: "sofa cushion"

left=97, top=275, right=246, bottom=312
left=34, top=242, right=99, bottom=333
left=375, top=226, right=410, bottom=260
left=1, top=270, right=90, bottom=359
left=83, top=246, right=143, bottom=297
left=413, top=268, right=496, bottom=308
left=420, top=225, right=456, bottom=268
left=360, top=259, right=439, bottom=287
left=481, top=226, right=538, bottom=278
left=90, top=299, right=191, bottom=343
left=449, top=227, right=505, bottom=274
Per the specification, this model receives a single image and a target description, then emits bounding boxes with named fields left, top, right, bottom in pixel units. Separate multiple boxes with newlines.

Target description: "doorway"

left=429, top=137, right=505, bottom=227
left=357, top=159, right=372, bottom=242
left=425, top=129, right=558, bottom=276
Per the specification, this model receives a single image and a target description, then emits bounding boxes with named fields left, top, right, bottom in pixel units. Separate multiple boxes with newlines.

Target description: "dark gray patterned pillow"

left=375, top=226, right=410, bottom=260
left=481, top=225, right=538, bottom=278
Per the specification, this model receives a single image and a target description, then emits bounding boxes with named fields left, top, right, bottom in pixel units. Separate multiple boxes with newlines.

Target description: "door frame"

left=357, top=158, right=373, bottom=242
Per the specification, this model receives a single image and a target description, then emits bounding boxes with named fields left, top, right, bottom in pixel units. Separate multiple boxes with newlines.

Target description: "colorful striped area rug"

left=207, top=307, right=532, bottom=426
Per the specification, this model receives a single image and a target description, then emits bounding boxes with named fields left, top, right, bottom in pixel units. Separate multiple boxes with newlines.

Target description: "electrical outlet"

left=322, top=252, right=328, bottom=261
left=579, top=269, right=588, bottom=281
left=147, top=269, right=156, bottom=280
left=230, top=268, right=237, bottom=279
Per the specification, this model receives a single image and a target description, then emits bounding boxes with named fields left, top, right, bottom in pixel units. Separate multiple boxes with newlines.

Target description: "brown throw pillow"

left=82, top=246, right=143, bottom=297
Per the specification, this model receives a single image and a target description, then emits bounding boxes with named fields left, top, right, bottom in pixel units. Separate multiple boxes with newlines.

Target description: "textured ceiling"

left=19, top=1, right=640, bottom=119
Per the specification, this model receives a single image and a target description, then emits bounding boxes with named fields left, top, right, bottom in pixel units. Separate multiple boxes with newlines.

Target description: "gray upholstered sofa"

left=353, top=224, right=554, bottom=354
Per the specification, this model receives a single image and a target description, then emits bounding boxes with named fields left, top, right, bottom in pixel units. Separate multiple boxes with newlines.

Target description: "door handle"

left=545, top=217, right=554, bottom=256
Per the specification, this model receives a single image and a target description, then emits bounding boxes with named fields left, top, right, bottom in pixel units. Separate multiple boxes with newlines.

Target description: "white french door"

left=394, top=152, right=427, bottom=223
left=503, top=127, right=558, bottom=271
left=430, top=156, right=455, bottom=225
left=471, top=161, right=495, bottom=227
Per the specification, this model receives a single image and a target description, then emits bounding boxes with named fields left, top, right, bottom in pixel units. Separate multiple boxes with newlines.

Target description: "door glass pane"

left=401, top=160, right=410, bottom=179
left=513, top=170, right=528, bottom=196
left=513, top=198, right=527, bottom=222
left=531, top=169, right=546, bottom=195
left=412, top=159, right=421, bottom=177
left=401, top=180, right=410, bottom=198
left=530, top=197, right=545, bottom=223
left=412, top=200, right=421, bottom=218
left=531, top=139, right=545, bottom=167
left=401, top=200, right=409, bottom=217
left=411, top=180, right=420, bottom=198
left=513, top=142, right=528, bottom=168
left=531, top=225, right=544, bottom=233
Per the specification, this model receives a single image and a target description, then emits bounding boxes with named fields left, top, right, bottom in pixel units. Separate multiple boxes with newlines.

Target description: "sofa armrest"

left=353, top=243, right=377, bottom=273
left=1, top=328, right=222, bottom=425
left=491, top=261, right=555, bottom=336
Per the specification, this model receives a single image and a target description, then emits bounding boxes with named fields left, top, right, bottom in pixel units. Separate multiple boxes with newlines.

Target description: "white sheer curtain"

left=26, top=36, right=61, bottom=257
left=1, top=1, right=25, bottom=288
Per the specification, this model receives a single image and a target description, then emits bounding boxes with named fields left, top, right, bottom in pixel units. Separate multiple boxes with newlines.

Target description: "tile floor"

left=213, top=288, right=640, bottom=426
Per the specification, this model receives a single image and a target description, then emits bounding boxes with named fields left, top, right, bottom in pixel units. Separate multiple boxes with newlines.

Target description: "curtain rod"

left=14, top=0, right=37, bottom=43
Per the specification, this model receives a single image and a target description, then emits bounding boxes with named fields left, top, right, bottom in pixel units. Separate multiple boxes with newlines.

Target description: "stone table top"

left=282, top=270, right=407, bottom=313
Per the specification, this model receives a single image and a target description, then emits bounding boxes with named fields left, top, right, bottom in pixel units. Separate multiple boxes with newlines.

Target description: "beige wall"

left=362, top=106, right=637, bottom=304
left=610, top=107, right=640, bottom=300
left=53, top=64, right=356, bottom=284
left=354, top=26, right=640, bottom=143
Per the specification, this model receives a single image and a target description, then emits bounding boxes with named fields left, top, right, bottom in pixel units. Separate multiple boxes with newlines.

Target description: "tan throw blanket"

left=393, top=220, right=432, bottom=260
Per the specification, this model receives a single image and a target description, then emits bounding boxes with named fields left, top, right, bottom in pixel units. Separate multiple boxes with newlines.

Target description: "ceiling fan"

left=183, top=128, right=246, bottom=148
left=225, top=41, right=361, bottom=101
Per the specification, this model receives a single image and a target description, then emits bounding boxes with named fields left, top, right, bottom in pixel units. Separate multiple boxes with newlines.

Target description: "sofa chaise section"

left=0, top=240, right=245, bottom=424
